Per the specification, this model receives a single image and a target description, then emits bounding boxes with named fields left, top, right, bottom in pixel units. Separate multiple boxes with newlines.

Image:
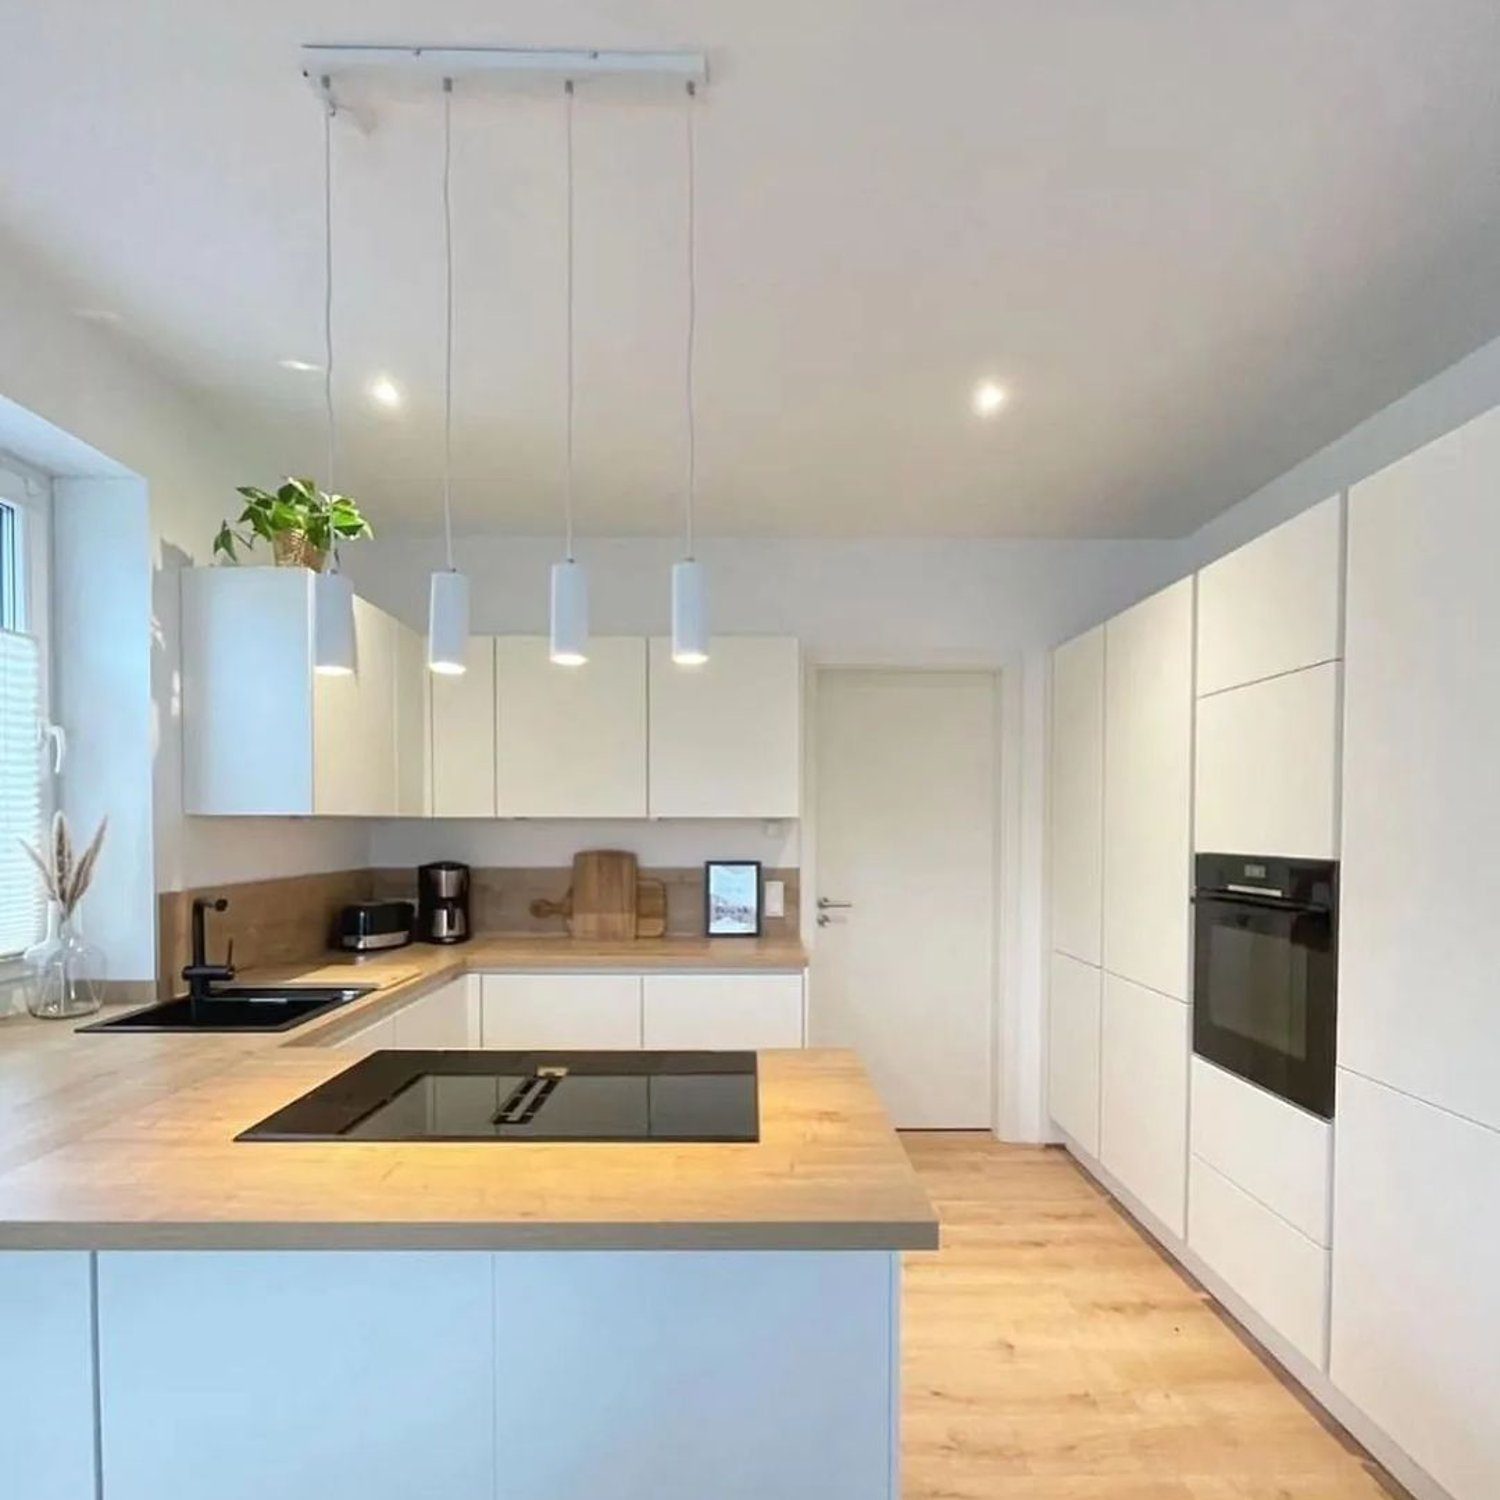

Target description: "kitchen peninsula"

left=0, top=941, right=935, bottom=1500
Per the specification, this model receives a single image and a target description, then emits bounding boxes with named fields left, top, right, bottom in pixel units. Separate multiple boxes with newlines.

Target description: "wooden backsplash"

left=368, top=866, right=801, bottom=940
left=159, top=864, right=799, bottom=991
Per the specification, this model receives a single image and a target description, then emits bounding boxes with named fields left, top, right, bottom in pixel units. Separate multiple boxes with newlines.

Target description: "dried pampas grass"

left=22, top=811, right=107, bottom=919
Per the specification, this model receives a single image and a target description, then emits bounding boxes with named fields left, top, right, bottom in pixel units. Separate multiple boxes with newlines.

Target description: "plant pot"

left=272, top=531, right=327, bottom=572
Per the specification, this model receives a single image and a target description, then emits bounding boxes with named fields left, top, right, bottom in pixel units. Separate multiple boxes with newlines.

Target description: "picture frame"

left=704, top=860, right=763, bottom=937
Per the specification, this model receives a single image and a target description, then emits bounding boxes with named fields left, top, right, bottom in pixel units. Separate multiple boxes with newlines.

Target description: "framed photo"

left=705, top=860, right=763, bottom=937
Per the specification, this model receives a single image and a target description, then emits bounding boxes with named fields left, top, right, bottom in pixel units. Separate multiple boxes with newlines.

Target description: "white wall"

left=0, top=228, right=363, bottom=914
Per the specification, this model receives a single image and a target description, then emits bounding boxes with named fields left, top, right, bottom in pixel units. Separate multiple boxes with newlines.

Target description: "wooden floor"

left=900, top=1134, right=1398, bottom=1500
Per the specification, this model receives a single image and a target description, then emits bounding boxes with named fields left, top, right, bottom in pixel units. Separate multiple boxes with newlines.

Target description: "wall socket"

left=764, top=880, right=785, bottom=919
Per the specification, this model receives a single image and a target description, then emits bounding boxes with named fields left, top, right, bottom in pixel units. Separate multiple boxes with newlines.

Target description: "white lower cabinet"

left=1188, top=1156, right=1329, bottom=1366
left=481, top=973, right=643, bottom=1049
left=1189, top=1057, right=1330, bottom=1244
left=0, top=1251, right=95, bottom=1500
left=97, top=1252, right=495, bottom=1500
left=331, top=1012, right=398, bottom=1050
left=641, top=973, right=805, bottom=1050
left=1330, top=1069, right=1500, bottom=1500
left=1047, top=952, right=1101, bottom=1155
left=1100, top=972, right=1188, bottom=1236
left=392, top=976, right=480, bottom=1048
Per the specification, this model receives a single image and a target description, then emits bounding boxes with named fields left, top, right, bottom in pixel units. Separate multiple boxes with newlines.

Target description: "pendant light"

left=428, top=78, right=471, bottom=675
left=671, top=80, right=708, bottom=666
left=314, top=85, right=358, bottom=677
left=550, top=79, right=589, bottom=666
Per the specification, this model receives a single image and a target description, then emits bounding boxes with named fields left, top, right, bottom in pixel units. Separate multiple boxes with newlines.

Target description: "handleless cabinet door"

left=314, top=596, right=398, bottom=815
left=1103, top=578, right=1194, bottom=1001
left=480, top=974, right=643, bottom=1049
left=642, top=973, right=806, bottom=1050
left=648, top=636, right=802, bottom=817
left=1050, top=627, right=1105, bottom=965
left=392, top=977, right=481, bottom=1048
left=1341, top=403, right=1500, bottom=1130
left=393, top=619, right=430, bottom=816
left=1196, top=493, right=1343, bottom=696
left=429, top=635, right=497, bottom=817
left=1100, top=971, right=1188, bottom=1236
left=1047, top=952, right=1102, bottom=1155
left=496, top=636, right=647, bottom=817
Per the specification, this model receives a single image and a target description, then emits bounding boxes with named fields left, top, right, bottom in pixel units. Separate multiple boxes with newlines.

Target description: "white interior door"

left=812, top=669, right=997, bottom=1128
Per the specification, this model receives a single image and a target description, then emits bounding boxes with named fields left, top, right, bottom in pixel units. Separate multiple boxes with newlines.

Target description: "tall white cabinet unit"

left=1193, top=493, right=1343, bottom=860
left=182, top=567, right=422, bottom=817
left=1047, top=627, right=1104, bottom=1154
left=1101, top=578, right=1194, bottom=1003
left=648, top=637, right=802, bottom=817
left=1332, top=404, right=1500, bottom=1499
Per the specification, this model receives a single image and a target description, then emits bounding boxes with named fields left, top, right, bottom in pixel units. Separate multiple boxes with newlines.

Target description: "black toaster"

left=336, top=900, right=415, bottom=952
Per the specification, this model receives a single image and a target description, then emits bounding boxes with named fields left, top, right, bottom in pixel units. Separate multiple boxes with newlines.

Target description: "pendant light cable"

left=322, top=82, right=338, bottom=504
left=564, top=78, right=576, bottom=563
left=441, top=77, right=456, bottom=572
left=684, top=79, right=697, bottom=561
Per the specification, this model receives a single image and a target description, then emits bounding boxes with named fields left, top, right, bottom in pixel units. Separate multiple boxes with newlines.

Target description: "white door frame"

left=803, top=658, right=1009, bottom=1136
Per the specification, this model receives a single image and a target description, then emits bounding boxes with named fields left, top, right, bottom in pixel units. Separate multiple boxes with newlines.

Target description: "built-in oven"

left=1192, top=853, right=1338, bottom=1118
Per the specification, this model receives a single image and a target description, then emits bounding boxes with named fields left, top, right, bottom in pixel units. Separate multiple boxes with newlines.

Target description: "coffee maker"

left=417, top=861, right=470, bottom=944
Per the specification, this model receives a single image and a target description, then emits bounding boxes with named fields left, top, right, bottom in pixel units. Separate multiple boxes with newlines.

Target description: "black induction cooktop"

left=237, top=1050, right=760, bottom=1143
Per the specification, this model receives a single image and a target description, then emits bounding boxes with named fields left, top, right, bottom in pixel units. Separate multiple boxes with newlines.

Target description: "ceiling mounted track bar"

left=302, top=45, right=708, bottom=106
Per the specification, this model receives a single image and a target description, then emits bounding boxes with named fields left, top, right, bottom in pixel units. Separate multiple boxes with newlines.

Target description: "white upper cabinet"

left=429, top=635, right=497, bottom=818
left=496, top=637, right=647, bottom=818
left=1196, top=494, right=1342, bottom=696
left=1050, top=627, right=1105, bottom=965
left=184, top=567, right=408, bottom=817
left=1193, top=661, right=1341, bottom=858
left=313, top=596, right=398, bottom=816
left=1102, top=578, right=1194, bottom=1001
left=393, top=620, right=430, bottom=816
left=1341, top=404, right=1500, bottom=1131
left=648, top=637, right=802, bottom=818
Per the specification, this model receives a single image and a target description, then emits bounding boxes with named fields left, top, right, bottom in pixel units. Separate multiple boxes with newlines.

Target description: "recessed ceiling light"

left=368, top=376, right=402, bottom=409
left=73, top=307, right=123, bottom=325
left=278, top=357, right=321, bottom=373
left=971, top=381, right=1007, bottom=417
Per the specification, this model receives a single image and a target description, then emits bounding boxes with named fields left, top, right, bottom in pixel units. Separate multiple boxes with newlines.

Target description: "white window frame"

left=0, top=455, right=54, bottom=966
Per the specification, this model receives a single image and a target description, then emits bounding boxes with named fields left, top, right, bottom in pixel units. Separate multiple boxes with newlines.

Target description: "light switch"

left=764, top=880, right=785, bottom=919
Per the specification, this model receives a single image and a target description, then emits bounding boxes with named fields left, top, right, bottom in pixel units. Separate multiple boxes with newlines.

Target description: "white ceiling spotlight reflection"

left=368, top=375, right=403, bottom=409
left=971, top=381, right=1007, bottom=418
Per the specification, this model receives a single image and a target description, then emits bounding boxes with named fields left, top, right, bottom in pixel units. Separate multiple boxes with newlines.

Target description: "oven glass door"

left=1192, top=893, right=1336, bottom=1117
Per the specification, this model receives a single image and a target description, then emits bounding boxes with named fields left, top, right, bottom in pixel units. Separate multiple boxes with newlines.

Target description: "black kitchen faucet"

left=182, top=896, right=236, bottom=1002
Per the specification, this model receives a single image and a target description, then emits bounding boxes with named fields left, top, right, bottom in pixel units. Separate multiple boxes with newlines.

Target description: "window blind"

left=0, top=629, right=42, bottom=957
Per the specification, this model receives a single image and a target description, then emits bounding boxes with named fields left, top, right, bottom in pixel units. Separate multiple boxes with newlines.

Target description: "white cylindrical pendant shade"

left=671, top=558, right=709, bottom=665
left=550, top=559, right=589, bottom=665
left=427, top=569, right=470, bottom=674
left=313, top=569, right=357, bottom=676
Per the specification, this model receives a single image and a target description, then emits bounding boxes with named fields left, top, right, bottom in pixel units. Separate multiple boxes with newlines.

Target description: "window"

left=0, top=461, right=51, bottom=959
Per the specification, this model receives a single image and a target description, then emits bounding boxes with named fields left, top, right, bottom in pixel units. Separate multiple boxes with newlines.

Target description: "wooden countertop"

left=0, top=933, right=937, bottom=1252
left=0, top=1050, right=935, bottom=1252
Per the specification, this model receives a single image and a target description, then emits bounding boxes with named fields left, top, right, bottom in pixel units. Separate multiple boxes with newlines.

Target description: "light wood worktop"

left=0, top=1049, right=935, bottom=1252
left=0, top=933, right=937, bottom=1252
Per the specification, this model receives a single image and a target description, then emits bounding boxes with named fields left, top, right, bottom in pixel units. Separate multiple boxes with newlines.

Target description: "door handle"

left=817, top=898, right=853, bottom=910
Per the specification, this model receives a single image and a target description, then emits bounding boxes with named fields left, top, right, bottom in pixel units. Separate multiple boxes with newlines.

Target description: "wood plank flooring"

left=901, top=1134, right=1398, bottom=1499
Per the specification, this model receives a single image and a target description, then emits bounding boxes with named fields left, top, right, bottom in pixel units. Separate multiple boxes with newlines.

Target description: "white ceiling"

left=4, top=1, right=1500, bottom=539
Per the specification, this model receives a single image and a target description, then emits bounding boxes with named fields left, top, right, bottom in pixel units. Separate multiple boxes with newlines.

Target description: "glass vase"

left=24, top=903, right=104, bottom=1020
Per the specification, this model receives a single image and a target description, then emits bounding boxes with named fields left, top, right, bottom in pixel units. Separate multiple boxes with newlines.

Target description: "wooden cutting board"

left=635, top=878, right=667, bottom=939
left=570, top=850, right=638, bottom=941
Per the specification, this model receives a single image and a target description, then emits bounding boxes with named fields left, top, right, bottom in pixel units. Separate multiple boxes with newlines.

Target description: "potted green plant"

left=213, top=477, right=372, bottom=571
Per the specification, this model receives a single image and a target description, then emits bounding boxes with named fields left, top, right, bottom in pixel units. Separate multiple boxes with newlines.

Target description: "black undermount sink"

left=78, top=986, right=372, bottom=1034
